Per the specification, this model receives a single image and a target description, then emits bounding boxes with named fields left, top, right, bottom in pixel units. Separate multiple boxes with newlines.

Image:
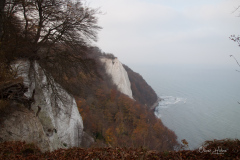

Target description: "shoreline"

left=150, top=97, right=162, bottom=110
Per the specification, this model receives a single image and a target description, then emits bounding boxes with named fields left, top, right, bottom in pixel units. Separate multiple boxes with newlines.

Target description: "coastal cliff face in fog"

left=100, top=57, right=133, bottom=99
left=0, top=60, right=91, bottom=152
left=123, top=65, right=158, bottom=107
left=0, top=57, right=178, bottom=152
left=0, top=58, right=157, bottom=152
left=99, top=56, right=158, bottom=107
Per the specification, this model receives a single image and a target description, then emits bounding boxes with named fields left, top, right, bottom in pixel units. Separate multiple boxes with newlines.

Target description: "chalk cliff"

left=0, top=60, right=91, bottom=152
left=0, top=57, right=158, bottom=151
left=100, top=57, right=133, bottom=99
left=0, top=102, right=51, bottom=152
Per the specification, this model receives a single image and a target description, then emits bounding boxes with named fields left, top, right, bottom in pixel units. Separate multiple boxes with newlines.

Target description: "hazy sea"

left=130, top=64, right=240, bottom=150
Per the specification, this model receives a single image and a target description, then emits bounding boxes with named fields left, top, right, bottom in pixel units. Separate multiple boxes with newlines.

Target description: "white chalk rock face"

left=100, top=57, right=133, bottom=99
left=0, top=103, right=51, bottom=152
left=12, top=60, right=84, bottom=150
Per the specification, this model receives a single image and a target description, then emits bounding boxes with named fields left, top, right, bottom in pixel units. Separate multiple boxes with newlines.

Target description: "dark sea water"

left=130, top=64, right=240, bottom=150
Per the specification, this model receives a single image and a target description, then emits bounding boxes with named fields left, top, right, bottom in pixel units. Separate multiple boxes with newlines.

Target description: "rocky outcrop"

left=100, top=57, right=133, bottom=99
left=0, top=60, right=86, bottom=151
left=0, top=103, right=51, bottom=152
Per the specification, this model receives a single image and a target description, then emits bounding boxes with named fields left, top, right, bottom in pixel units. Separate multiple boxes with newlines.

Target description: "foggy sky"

left=89, top=0, right=240, bottom=67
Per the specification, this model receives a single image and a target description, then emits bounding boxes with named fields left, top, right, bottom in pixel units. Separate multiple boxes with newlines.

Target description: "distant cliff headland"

left=123, top=64, right=161, bottom=109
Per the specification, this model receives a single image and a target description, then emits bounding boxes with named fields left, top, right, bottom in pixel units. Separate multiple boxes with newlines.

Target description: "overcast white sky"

left=89, top=0, right=240, bottom=67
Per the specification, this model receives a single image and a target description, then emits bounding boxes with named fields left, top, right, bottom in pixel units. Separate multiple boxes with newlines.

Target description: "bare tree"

left=230, top=36, right=240, bottom=72
left=2, top=0, right=101, bottom=78
left=1, top=0, right=102, bottom=109
left=229, top=6, right=240, bottom=71
left=0, top=0, right=5, bottom=39
left=2, top=0, right=101, bottom=59
left=229, top=7, right=240, bottom=104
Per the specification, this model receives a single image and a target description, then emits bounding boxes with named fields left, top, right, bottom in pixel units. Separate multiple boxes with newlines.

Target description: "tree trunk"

left=0, top=0, right=5, bottom=39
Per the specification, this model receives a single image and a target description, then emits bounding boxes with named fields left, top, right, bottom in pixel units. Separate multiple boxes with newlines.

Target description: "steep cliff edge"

left=0, top=56, right=178, bottom=152
left=100, top=57, right=133, bottom=99
left=123, top=64, right=158, bottom=107
left=98, top=56, right=159, bottom=108
left=0, top=60, right=91, bottom=152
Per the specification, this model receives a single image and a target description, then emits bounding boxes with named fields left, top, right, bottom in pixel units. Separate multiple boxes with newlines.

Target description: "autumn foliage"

left=44, top=46, right=179, bottom=151
left=76, top=86, right=178, bottom=151
left=1, top=140, right=240, bottom=159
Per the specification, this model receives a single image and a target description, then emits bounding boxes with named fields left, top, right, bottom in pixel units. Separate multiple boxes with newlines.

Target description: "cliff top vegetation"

left=0, top=139, right=239, bottom=159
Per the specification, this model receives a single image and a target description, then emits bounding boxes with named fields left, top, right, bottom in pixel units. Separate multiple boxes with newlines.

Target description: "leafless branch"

left=230, top=55, right=240, bottom=68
